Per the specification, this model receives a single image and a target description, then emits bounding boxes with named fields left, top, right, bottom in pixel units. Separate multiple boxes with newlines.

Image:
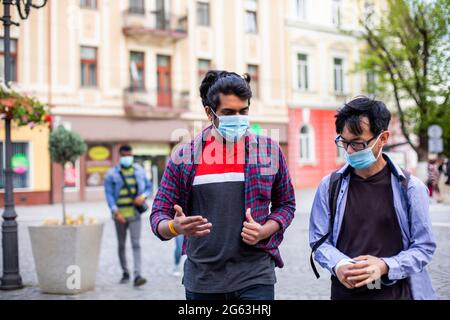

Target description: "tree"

left=49, top=126, right=87, bottom=225
left=357, top=0, right=450, bottom=160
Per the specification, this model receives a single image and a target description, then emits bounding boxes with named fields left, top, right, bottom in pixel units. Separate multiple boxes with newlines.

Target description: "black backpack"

left=309, top=168, right=411, bottom=279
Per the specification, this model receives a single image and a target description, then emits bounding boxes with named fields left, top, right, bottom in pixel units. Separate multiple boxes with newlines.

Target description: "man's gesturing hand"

left=241, top=208, right=263, bottom=246
left=172, top=205, right=212, bottom=237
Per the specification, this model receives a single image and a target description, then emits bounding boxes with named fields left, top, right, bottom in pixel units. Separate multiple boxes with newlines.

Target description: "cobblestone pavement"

left=0, top=188, right=449, bottom=300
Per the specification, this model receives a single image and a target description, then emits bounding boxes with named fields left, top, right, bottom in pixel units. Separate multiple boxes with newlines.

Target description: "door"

left=157, top=55, right=172, bottom=107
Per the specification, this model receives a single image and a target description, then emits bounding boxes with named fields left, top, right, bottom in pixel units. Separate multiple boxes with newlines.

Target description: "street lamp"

left=0, top=0, right=47, bottom=290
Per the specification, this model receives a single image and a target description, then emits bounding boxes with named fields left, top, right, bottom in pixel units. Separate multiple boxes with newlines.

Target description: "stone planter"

left=28, top=223, right=104, bottom=295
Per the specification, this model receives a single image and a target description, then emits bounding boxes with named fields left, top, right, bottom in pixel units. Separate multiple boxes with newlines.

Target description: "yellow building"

left=0, top=123, right=51, bottom=205
left=0, top=5, right=52, bottom=205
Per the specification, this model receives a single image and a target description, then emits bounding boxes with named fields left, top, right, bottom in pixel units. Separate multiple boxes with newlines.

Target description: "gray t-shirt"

left=182, top=140, right=276, bottom=293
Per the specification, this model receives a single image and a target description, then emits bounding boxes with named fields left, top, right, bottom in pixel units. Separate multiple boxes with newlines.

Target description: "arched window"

left=299, top=124, right=315, bottom=163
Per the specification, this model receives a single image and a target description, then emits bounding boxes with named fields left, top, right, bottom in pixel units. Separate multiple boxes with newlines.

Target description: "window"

left=333, top=58, right=344, bottom=94
left=197, top=2, right=210, bottom=26
left=297, top=53, right=308, bottom=91
left=80, top=46, right=98, bottom=87
left=64, top=160, right=80, bottom=190
left=155, top=0, right=167, bottom=29
left=198, top=59, right=211, bottom=86
left=247, top=64, right=259, bottom=98
left=299, top=125, right=315, bottom=163
left=0, top=142, right=30, bottom=189
left=0, top=38, right=18, bottom=82
left=332, top=0, right=341, bottom=27
left=129, top=0, right=145, bottom=14
left=366, top=71, right=376, bottom=94
left=245, top=0, right=258, bottom=33
left=246, top=11, right=258, bottom=33
left=157, top=55, right=172, bottom=107
left=130, top=51, right=145, bottom=91
left=295, top=0, right=307, bottom=20
left=80, top=0, right=97, bottom=9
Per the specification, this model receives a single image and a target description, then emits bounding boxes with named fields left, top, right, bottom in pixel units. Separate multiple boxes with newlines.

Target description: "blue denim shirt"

left=104, top=164, right=152, bottom=215
left=309, top=154, right=437, bottom=300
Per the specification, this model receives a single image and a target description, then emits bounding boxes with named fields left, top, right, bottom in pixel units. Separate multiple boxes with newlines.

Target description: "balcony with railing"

left=122, top=9, right=188, bottom=43
left=123, top=88, right=190, bottom=119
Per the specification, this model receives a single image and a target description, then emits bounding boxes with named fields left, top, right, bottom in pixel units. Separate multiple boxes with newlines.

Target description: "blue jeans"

left=185, top=284, right=275, bottom=301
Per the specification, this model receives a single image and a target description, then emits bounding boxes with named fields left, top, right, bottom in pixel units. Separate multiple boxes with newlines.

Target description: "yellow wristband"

left=168, top=220, right=179, bottom=236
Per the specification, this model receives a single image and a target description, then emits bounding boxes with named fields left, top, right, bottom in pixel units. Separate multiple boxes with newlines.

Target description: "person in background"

left=172, top=235, right=185, bottom=277
left=445, top=158, right=450, bottom=185
left=104, top=144, right=152, bottom=287
left=427, top=156, right=442, bottom=202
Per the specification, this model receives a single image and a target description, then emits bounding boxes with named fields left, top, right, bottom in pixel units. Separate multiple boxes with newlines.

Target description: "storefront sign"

left=85, top=144, right=113, bottom=187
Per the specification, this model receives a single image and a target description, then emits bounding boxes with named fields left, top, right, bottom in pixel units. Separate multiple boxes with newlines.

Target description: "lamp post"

left=0, top=0, right=47, bottom=291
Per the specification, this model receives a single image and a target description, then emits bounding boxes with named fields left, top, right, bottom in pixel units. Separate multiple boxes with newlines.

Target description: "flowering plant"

left=0, top=86, right=51, bottom=129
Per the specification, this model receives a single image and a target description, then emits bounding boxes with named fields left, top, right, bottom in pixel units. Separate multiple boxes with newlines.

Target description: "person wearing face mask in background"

left=104, top=144, right=152, bottom=287
left=309, top=97, right=437, bottom=300
left=150, top=70, right=296, bottom=300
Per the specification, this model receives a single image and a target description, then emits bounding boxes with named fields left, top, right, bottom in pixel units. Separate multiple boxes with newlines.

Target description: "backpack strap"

left=310, top=171, right=343, bottom=279
left=119, top=169, right=138, bottom=198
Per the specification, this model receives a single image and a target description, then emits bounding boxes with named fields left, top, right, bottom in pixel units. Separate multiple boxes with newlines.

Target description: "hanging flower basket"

left=0, top=86, right=52, bottom=129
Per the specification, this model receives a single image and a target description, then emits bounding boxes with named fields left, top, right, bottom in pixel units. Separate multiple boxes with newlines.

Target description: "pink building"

left=288, top=108, right=344, bottom=189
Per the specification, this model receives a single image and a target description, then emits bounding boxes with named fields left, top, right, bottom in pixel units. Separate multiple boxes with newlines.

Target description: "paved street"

left=0, top=188, right=449, bottom=300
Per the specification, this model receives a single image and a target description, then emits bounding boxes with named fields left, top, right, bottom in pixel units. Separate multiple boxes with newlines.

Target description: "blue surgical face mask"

left=210, top=109, right=250, bottom=142
left=120, top=156, right=134, bottom=168
left=344, top=135, right=383, bottom=169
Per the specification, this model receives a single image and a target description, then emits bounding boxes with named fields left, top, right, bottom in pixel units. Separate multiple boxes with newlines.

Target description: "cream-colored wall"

left=184, top=0, right=288, bottom=124
left=2, top=0, right=290, bottom=123
left=1, top=0, right=377, bottom=129
left=284, top=0, right=368, bottom=110
left=1, top=0, right=378, bottom=109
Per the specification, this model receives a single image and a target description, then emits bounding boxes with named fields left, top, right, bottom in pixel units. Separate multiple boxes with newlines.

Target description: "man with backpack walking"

left=309, top=97, right=437, bottom=300
left=104, top=144, right=152, bottom=287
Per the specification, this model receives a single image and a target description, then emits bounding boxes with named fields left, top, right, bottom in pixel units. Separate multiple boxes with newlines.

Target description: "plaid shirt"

left=150, top=125, right=296, bottom=268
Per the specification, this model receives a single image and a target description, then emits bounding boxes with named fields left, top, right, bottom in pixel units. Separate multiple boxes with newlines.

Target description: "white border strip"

left=193, top=172, right=245, bottom=186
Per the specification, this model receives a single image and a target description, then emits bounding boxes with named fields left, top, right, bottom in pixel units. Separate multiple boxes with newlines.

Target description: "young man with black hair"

left=104, top=144, right=151, bottom=286
left=309, top=97, right=437, bottom=300
left=151, top=70, right=296, bottom=300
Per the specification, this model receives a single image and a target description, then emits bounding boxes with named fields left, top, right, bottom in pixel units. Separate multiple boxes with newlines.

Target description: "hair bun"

left=200, top=70, right=220, bottom=107
left=242, top=73, right=251, bottom=84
